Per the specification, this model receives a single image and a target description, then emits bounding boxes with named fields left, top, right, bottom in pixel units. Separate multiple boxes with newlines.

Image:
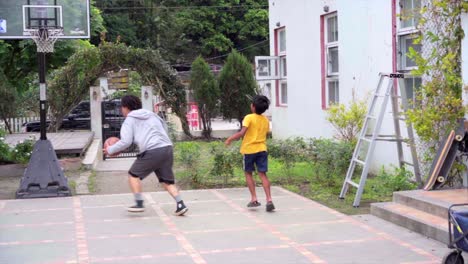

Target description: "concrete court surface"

left=0, top=186, right=460, bottom=264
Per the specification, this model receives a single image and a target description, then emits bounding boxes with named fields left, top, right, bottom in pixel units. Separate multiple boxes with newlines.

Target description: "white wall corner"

left=89, top=86, right=103, bottom=140
left=141, top=86, right=154, bottom=112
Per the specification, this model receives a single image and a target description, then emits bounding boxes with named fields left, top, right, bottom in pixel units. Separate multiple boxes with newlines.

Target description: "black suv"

left=22, top=100, right=124, bottom=132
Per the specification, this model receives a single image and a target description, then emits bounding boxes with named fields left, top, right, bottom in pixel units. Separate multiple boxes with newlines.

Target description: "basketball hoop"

left=29, top=27, right=63, bottom=53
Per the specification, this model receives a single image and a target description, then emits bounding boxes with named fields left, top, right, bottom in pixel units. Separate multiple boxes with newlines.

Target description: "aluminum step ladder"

left=339, top=73, right=422, bottom=207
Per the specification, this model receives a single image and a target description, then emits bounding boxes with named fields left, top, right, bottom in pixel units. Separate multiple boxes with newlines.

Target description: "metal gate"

left=101, top=99, right=139, bottom=159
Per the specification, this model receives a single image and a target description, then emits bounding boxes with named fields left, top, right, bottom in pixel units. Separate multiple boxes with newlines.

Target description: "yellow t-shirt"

left=240, top=114, right=269, bottom=154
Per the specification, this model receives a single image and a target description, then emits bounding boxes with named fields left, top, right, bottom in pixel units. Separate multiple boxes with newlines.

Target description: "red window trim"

left=321, top=11, right=337, bottom=110
left=274, top=26, right=287, bottom=107
left=392, top=0, right=398, bottom=92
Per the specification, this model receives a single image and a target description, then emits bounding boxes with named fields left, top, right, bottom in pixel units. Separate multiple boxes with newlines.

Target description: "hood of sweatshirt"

left=127, top=109, right=154, bottom=120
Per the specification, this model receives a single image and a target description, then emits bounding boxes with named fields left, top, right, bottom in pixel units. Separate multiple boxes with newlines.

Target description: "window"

left=276, top=28, right=287, bottom=106
left=400, top=0, right=421, bottom=29
left=280, top=81, right=288, bottom=105
left=397, top=0, right=422, bottom=107
left=399, top=34, right=421, bottom=69
left=254, top=29, right=286, bottom=106
left=257, top=59, right=273, bottom=78
left=280, top=57, right=287, bottom=78
left=328, top=80, right=339, bottom=105
left=323, top=13, right=339, bottom=107
left=328, top=46, right=339, bottom=75
left=278, top=29, right=286, bottom=55
left=327, top=15, right=338, bottom=43
left=404, top=76, right=421, bottom=108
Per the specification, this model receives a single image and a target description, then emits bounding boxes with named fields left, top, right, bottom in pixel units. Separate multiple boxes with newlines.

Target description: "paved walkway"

left=0, top=187, right=451, bottom=264
left=5, top=132, right=94, bottom=155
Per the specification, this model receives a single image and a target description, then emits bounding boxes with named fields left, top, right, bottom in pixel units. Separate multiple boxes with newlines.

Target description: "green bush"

left=376, top=166, right=416, bottom=192
left=209, top=141, right=242, bottom=186
left=268, top=137, right=310, bottom=178
left=175, top=141, right=201, bottom=184
left=309, top=138, right=354, bottom=187
left=325, top=99, right=367, bottom=144
left=11, top=140, right=34, bottom=164
left=0, top=129, right=12, bottom=164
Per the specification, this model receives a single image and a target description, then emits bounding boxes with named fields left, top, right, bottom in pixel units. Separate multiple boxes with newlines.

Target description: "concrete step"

left=371, top=202, right=448, bottom=244
left=393, top=190, right=449, bottom=218
left=393, top=189, right=468, bottom=218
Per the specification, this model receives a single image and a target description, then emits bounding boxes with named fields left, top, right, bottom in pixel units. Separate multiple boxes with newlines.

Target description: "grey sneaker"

left=127, top=200, right=145, bottom=213
left=174, top=201, right=188, bottom=216
left=266, top=201, right=275, bottom=212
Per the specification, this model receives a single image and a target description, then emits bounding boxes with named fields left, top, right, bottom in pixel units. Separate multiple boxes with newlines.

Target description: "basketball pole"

left=16, top=27, right=71, bottom=199
left=38, top=29, right=47, bottom=140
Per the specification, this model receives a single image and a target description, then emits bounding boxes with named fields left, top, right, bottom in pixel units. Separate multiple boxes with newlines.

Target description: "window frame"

left=398, top=33, right=421, bottom=71
left=322, top=12, right=339, bottom=109
left=399, top=0, right=421, bottom=30
left=279, top=80, right=288, bottom=106
left=277, top=28, right=287, bottom=56
left=274, top=27, right=287, bottom=107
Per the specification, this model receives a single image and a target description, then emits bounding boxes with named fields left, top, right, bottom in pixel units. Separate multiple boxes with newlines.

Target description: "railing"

left=1, top=116, right=39, bottom=133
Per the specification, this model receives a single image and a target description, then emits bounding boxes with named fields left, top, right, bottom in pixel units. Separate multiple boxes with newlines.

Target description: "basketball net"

left=29, top=27, right=63, bottom=53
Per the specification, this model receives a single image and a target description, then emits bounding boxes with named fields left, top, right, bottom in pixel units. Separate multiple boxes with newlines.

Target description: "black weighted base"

left=16, top=139, right=71, bottom=199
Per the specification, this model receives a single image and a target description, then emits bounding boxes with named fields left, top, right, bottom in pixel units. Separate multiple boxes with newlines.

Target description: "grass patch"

left=68, top=180, right=77, bottom=195
left=172, top=140, right=415, bottom=215
left=88, top=170, right=97, bottom=193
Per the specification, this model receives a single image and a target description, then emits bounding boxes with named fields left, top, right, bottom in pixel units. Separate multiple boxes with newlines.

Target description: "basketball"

left=104, top=137, right=121, bottom=156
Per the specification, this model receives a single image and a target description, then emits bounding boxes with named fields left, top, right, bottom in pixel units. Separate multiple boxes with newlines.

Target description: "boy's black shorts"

left=129, top=146, right=175, bottom=184
left=243, top=151, right=268, bottom=173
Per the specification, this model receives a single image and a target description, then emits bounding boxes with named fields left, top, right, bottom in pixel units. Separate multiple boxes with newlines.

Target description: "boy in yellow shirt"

left=225, top=95, right=275, bottom=212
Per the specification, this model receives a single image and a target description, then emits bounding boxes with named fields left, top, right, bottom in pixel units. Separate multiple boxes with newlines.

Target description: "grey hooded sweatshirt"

left=107, top=109, right=172, bottom=155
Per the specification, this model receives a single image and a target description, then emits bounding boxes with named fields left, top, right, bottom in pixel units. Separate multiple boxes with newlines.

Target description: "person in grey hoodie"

left=104, top=95, right=188, bottom=216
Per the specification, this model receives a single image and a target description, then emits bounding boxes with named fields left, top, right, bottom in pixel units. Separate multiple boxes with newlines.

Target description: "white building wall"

left=268, top=0, right=404, bottom=172
left=269, top=0, right=337, bottom=139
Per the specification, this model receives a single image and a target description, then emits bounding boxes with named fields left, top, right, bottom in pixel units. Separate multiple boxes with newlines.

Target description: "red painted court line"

left=301, top=237, right=385, bottom=247
left=87, top=232, right=173, bottom=240
left=0, top=221, right=74, bottom=229
left=211, top=190, right=326, bottom=264
left=1, top=207, right=71, bottom=214
left=72, top=195, right=294, bottom=210
left=91, top=252, right=188, bottom=263
left=144, top=194, right=207, bottom=264
left=0, top=210, right=343, bottom=231
left=199, top=244, right=291, bottom=255
left=73, top=197, right=90, bottom=264
left=42, top=260, right=78, bottom=264
left=400, top=261, right=439, bottom=264
left=183, top=226, right=258, bottom=234
left=86, top=216, right=160, bottom=224
left=0, top=239, right=74, bottom=246
left=275, top=187, right=441, bottom=262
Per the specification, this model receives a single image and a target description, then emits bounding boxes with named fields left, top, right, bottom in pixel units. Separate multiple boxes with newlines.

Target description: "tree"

left=47, top=42, right=192, bottom=137
left=94, top=0, right=269, bottom=63
left=190, top=56, right=219, bottom=138
left=0, top=0, right=106, bottom=118
left=218, top=50, right=258, bottom=125
left=0, top=71, right=17, bottom=134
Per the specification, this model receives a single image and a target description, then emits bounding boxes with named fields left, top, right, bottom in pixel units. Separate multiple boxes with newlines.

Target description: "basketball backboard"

left=0, top=0, right=90, bottom=39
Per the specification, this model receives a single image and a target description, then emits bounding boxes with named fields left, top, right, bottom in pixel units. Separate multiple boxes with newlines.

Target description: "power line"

left=97, top=5, right=268, bottom=11
left=205, top=39, right=269, bottom=61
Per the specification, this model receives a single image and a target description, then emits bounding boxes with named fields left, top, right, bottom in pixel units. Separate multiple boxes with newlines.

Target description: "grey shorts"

left=129, top=146, right=175, bottom=184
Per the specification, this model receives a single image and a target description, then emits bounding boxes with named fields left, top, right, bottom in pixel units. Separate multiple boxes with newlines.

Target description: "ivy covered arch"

left=47, top=42, right=191, bottom=137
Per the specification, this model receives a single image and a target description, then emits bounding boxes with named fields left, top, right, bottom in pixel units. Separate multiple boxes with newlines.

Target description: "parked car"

left=22, top=100, right=123, bottom=132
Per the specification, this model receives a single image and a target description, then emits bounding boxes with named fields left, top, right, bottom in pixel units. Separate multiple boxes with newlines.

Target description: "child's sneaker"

left=127, top=200, right=145, bottom=213
left=174, top=201, right=188, bottom=216
left=247, top=201, right=261, bottom=207
left=266, top=201, right=275, bottom=212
